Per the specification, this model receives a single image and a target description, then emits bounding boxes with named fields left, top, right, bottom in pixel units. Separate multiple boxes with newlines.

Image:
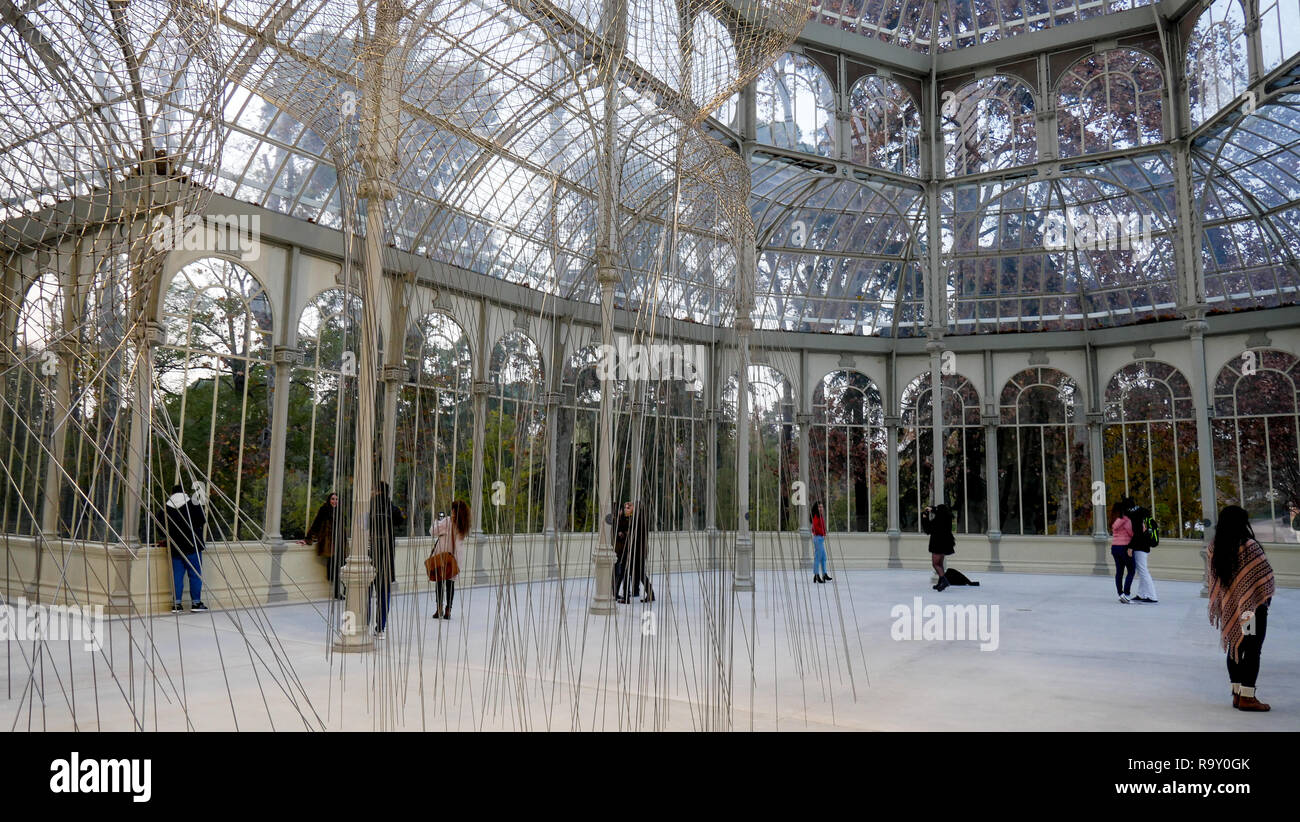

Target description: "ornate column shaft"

left=590, top=263, right=618, bottom=614
left=263, top=346, right=302, bottom=541
left=983, top=411, right=1003, bottom=572
left=885, top=414, right=902, bottom=569
left=469, top=378, right=489, bottom=584
left=543, top=389, right=563, bottom=578
left=796, top=411, right=812, bottom=569
left=733, top=319, right=754, bottom=592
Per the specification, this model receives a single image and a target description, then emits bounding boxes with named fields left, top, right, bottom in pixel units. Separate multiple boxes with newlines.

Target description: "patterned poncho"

left=1208, top=538, right=1276, bottom=662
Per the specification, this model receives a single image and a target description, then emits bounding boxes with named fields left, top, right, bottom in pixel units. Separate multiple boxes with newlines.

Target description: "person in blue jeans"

left=811, top=501, right=832, bottom=583
left=159, top=484, right=208, bottom=613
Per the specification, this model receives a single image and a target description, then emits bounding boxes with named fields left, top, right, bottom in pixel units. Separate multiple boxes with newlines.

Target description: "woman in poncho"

left=1207, top=505, right=1276, bottom=712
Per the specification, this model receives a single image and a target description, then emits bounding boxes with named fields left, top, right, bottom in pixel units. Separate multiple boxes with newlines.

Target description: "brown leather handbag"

left=424, top=534, right=459, bottom=582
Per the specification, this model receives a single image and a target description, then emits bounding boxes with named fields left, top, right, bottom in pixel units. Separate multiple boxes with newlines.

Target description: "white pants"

left=1133, top=551, right=1158, bottom=601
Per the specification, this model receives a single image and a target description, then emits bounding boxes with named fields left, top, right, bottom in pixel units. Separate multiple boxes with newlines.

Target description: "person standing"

left=159, top=483, right=208, bottom=613
left=1208, top=505, right=1276, bottom=712
left=614, top=501, right=633, bottom=603
left=368, top=481, right=406, bottom=637
left=429, top=499, right=470, bottom=620
left=1110, top=500, right=1136, bottom=603
left=627, top=501, right=654, bottom=603
left=1131, top=506, right=1159, bottom=603
left=1288, top=501, right=1300, bottom=545
left=921, top=503, right=955, bottom=591
left=811, top=501, right=832, bottom=583
left=298, top=491, right=343, bottom=599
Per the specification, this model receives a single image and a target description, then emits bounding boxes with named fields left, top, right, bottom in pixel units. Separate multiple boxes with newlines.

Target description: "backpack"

left=1143, top=513, right=1160, bottom=548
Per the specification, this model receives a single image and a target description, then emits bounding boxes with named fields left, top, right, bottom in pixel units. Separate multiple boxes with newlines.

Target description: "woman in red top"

left=811, top=501, right=832, bottom=583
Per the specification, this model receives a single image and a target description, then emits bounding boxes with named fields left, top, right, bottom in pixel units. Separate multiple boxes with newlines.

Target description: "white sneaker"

left=1119, top=594, right=1130, bottom=604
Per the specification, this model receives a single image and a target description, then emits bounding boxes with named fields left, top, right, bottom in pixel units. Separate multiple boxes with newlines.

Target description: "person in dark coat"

left=613, top=501, right=633, bottom=603
left=921, top=503, right=956, bottom=591
left=298, top=491, right=343, bottom=599
left=368, top=481, right=406, bottom=637
left=158, top=483, right=208, bottom=613
left=627, top=501, right=654, bottom=603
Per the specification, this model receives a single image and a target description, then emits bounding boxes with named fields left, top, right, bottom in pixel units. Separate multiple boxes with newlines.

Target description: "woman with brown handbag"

left=428, top=500, right=470, bottom=620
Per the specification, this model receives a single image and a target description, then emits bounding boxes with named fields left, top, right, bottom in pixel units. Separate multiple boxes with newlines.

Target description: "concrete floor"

left=2, top=569, right=1295, bottom=731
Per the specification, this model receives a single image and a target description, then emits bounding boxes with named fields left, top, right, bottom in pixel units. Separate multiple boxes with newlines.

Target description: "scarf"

left=1208, top=538, right=1275, bottom=662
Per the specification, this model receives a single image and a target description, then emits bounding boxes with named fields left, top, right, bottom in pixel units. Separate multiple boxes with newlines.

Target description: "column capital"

left=1184, top=317, right=1209, bottom=338
left=543, top=391, right=564, bottom=407
left=273, top=346, right=304, bottom=366
left=472, top=380, right=491, bottom=396
left=381, top=364, right=406, bottom=383
left=357, top=177, right=397, bottom=201
left=795, top=412, right=813, bottom=426
left=706, top=407, right=723, bottom=422
left=981, top=413, right=1000, bottom=428
left=140, top=320, right=167, bottom=348
left=1085, top=411, right=1104, bottom=427
left=630, top=401, right=650, bottom=415
left=883, top=414, right=901, bottom=427
left=734, top=317, right=754, bottom=334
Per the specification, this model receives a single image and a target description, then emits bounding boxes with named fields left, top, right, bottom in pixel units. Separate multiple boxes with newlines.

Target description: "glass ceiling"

left=2, top=0, right=1299, bottom=336
left=807, top=0, right=1158, bottom=54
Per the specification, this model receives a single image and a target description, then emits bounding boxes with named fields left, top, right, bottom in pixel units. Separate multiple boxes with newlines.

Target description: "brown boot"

left=1233, top=691, right=1240, bottom=709
left=1238, top=687, right=1270, bottom=711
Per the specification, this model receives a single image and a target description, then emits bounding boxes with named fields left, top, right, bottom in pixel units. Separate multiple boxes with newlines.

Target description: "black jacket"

left=160, top=492, right=206, bottom=558
left=921, top=506, right=956, bottom=555
left=368, top=497, right=406, bottom=583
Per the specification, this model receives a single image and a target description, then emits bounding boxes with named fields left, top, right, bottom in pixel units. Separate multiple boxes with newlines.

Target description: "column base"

left=266, top=541, right=290, bottom=604
left=986, top=531, right=1003, bottom=573
left=798, top=527, right=812, bottom=570
left=331, top=556, right=376, bottom=653
left=886, top=529, right=902, bottom=570
left=1092, top=533, right=1112, bottom=576
left=104, top=543, right=138, bottom=615
left=589, top=546, right=616, bottom=615
left=471, top=531, right=490, bottom=585
left=545, top=529, right=560, bottom=579
left=733, top=534, right=754, bottom=592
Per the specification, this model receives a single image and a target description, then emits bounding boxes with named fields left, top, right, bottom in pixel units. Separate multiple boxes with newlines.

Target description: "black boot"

left=813, top=575, right=823, bottom=583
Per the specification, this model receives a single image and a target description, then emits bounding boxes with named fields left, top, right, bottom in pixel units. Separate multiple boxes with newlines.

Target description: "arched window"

left=625, top=344, right=707, bottom=533
left=721, top=366, right=797, bottom=531
left=810, top=370, right=885, bottom=533
left=755, top=52, right=836, bottom=157
left=1057, top=49, right=1164, bottom=158
left=1186, top=0, right=1250, bottom=128
left=942, top=75, right=1036, bottom=176
left=1212, top=349, right=1300, bottom=541
left=155, top=258, right=273, bottom=541
left=900, top=372, right=986, bottom=533
left=997, top=367, right=1091, bottom=535
left=1260, top=0, right=1300, bottom=73
left=1103, top=361, right=1201, bottom=539
left=557, top=346, right=609, bottom=533
left=848, top=75, right=921, bottom=175
left=3, top=271, right=63, bottom=535
left=485, top=331, right=545, bottom=533
left=282, top=288, right=363, bottom=537
left=394, top=310, right=472, bottom=538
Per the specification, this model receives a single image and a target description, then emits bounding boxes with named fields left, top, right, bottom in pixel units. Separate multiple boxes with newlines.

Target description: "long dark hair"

left=1211, top=505, right=1254, bottom=585
left=812, top=500, right=824, bottom=519
left=450, top=499, right=470, bottom=538
left=1110, top=500, right=1128, bottom=522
